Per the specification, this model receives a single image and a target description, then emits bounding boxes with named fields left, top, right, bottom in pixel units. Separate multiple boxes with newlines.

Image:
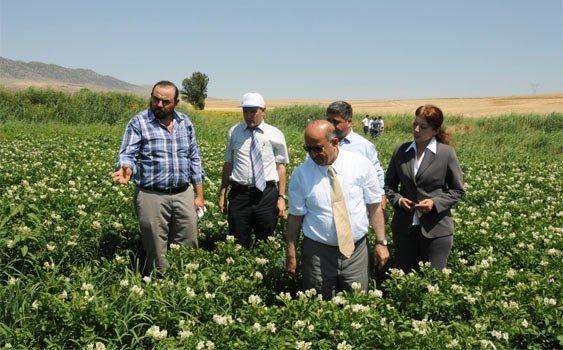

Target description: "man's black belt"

left=139, top=184, right=189, bottom=194
left=229, top=181, right=276, bottom=191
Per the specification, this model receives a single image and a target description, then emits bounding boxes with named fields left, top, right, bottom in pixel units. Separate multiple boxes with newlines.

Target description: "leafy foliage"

left=181, top=72, right=209, bottom=110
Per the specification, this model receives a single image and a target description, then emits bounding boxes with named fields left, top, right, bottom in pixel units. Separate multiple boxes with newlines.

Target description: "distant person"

left=219, top=92, right=289, bottom=248
left=325, top=101, right=385, bottom=204
left=385, top=104, right=465, bottom=272
left=378, top=116, right=385, bottom=135
left=286, top=120, right=389, bottom=299
left=370, top=117, right=381, bottom=138
left=361, top=115, right=370, bottom=135
left=112, top=80, right=205, bottom=274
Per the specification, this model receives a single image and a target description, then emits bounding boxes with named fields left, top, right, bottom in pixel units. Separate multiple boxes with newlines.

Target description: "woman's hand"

left=399, top=197, right=416, bottom=211
left=414, top=199, right=434, bottom=214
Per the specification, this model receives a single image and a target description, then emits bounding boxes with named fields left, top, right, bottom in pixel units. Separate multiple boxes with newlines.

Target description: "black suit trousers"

left=227, top=183, right=279, bottom=248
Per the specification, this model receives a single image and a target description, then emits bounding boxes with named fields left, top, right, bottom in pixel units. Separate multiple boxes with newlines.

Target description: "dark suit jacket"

left=385, top=141, right=465, bottom=238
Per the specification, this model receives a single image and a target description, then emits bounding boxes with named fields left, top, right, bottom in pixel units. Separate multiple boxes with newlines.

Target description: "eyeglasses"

left=303, top=145, right=324, bottom=153
left=151, top=95, right=175, bottom=106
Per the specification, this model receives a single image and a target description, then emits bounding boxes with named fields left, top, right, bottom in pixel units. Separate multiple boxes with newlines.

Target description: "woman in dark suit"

left=385, top=105, right=465, bottom=271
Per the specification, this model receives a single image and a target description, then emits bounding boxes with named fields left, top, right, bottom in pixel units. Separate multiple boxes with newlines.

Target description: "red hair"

left=415, top=104, right=453, bottom=145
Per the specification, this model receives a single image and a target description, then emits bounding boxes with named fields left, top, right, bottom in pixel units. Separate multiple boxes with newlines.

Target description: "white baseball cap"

left=241, top=92, right=265, bottom=108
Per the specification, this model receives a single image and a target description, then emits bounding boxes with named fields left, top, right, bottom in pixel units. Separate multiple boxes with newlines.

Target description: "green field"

left=0, top=88, right=562, bottom=349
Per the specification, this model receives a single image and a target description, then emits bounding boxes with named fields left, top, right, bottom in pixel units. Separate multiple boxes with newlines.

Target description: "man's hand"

left=277, top=197, right=286, bottom=218
left=219, top=192, right=227, bottom=214
left=374, top=244, right=390, bottom=269
left=112, top=166, right=132, bottom=185
left=194, top=195, right=205, bottom=210
left=414, top=199, right=434, bottom=214
left=286, top=254, right=297, bottom=278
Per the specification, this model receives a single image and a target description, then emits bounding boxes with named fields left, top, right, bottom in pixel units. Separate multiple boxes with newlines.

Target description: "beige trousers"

left=134, top=186, right=198, bottom=272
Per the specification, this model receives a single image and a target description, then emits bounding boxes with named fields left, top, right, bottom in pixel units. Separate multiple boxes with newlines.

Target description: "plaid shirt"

left=116, top=109, right=204, bottom=189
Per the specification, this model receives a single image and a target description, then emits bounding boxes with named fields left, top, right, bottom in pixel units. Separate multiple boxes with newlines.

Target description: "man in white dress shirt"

left=219, top=92, right=289, bottom=248
left=285, top=120, right=389, bottom=299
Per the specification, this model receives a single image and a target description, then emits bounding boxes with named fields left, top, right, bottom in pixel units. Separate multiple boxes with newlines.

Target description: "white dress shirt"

left=289, top=150, right=381, bottom=246
left=224, top=121, right=289, bottom=185
left=405, top=137, right=437, bottom=225
left=339, top=130, right=385, bottom=195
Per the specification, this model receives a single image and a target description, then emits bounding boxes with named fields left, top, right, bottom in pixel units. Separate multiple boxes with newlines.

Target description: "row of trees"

left=181, top=72, right=209, bottom=110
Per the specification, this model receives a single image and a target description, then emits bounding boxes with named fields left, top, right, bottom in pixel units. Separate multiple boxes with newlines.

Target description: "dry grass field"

left=204, top=93, right=563, bottom=117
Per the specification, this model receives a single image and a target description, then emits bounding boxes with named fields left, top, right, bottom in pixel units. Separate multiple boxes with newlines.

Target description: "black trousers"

left=393, top=225, right=453, bottom=272
left=227, top=182, right=279, bottom=248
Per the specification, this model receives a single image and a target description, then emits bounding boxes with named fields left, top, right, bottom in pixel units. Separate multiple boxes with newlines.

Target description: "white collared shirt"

left=339, top=130, right=385, bottom=194
left=405, top=137, right=437, bottom=225
left=224, top=121, right=289, bottom=185
left=289, top=150, right=381, bottom=246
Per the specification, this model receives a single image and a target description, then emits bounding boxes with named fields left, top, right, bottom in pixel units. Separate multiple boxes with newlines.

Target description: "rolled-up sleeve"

left=273, top=131, right=289, bottom=164
left=116, top=118, right=141, bottom=176
left=187, top=123, right=204, bottom=185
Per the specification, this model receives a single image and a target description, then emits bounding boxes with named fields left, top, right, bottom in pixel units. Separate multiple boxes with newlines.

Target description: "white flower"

left=130, top=285, right=144, bottom=296
left=479, top=259, right=490, bottom=268
left=142, top=276, right=151, bottom=284
left=445, top=339, right=459, bottom=348
left=506, top=269, right=516, bottom=278
left=294, top=320, right=308, bottom=329
left=491, top=330, right=503, bottom=340
left=226, top=235, right=236, bottom=243
left=351, top=322, right=362, bottom=329
left=350, top=282, right=362, bottom=291
left=442, top=268, right=452, bottom=276
left=337, top=340, right=352, bottom=350
left=295, top=340, right=312, bottom=350
left=185, top=287, right=196, bottom=297
left=7, top=277, right=19, bottom=285
left=278, top=292, right=292, bottom=301
left=266, top=322, right=276, bottom=333
left=6, top=239, right=14, bottom=248
left=248, top=294, right=262, bottom=305
left=332, top=295, right=348, bottom=305
left=226, top=257, right=235, bottom=265
left=31, top=300, right=40, bottom=310
left=120, top=279, right=129, bottom=287
left=46, top=242, right=56, bottom=251
left=349, top=304, right=369, bottom=312
left=81, top=283, right=94, bottom=292
left=304, top=288, right=317, bottom=298
left=196, top=341, right=215, bottom=350
left=146, top=325, right=167, bottom=340
left=368, top=289, right=383, bottom=298
left=114, top=255, right=127, bottom=264
left=412, top=319, right=429, bottom=335
left=186, top=263, right=199, bottom=271
left=205, top=292, right=215, bottom=299
left=179, top=330, right=193, bottom=339
left=170, top=243, right=181, bottom=250
left=252, top=322, right=262, bottom=331
left=94, top=342, right=106, bottom=350
left=255, top=257, right=269, bottom=265
left=212, top=314, right=234, bottom=325
left=426, top=284, right=439, bottom=294
left=60, top=290, right=68, bottom=300
left=112, top=222, right=123, bottom=230
left=253, top=271, right=263, bottom=280
left=543, top=298, right=556, bottom=306
left=91, top=221, right=101, bottom=230
left=521, top=319, right=529, bottom=328
left=220, top=272, right=229, bottom=282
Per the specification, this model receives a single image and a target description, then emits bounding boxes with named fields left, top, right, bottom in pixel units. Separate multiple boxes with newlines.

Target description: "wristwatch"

left=278, top=194, right=287, bottom=200
left=375, top=239, right=388, bottom=246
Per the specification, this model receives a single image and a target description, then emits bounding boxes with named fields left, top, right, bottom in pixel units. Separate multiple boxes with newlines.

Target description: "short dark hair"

left=326, top=101, right=353, bottom=121
left=151, top=80, right=179, bottom=100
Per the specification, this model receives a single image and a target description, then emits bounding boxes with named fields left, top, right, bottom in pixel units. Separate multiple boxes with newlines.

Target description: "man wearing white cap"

left=219, top=92, right=289, bottom=247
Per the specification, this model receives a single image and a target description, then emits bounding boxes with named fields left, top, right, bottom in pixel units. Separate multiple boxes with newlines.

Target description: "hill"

left=0, top=57, right=150, bottom=95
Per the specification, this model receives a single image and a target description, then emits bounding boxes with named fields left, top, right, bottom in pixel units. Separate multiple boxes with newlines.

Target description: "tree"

left=181, top=72, right=209, bottom=110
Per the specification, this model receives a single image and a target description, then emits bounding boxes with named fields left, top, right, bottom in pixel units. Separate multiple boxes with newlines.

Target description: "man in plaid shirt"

left=113, top=80, right=205, bottom=273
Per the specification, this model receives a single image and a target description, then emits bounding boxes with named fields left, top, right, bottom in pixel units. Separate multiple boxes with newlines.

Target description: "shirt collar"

left=246, top=121, right=266, bottom=132
left=148, top=109, right=180, bottom=123
left=405, top=137, right=437, bottom=154
left=339, top=130, right=355, bottom=145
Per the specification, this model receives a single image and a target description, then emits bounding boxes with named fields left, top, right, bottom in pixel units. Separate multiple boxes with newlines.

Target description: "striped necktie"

left=250, top=128, right=266, bottom=191
left=327, top=165, right=354, bottom=258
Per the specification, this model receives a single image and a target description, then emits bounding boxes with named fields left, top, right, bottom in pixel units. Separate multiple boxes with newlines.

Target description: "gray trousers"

left=134, top=186, right=198, bottom=272
left=302, top=236, right=369, bottom=300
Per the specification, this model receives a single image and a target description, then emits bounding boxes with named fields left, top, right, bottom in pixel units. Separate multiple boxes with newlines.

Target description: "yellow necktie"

left=327, top=166, right=354, bottom=258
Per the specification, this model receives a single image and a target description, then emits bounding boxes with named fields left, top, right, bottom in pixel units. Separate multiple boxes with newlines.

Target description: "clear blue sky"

left=1, top=0, right=561, bottom=99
